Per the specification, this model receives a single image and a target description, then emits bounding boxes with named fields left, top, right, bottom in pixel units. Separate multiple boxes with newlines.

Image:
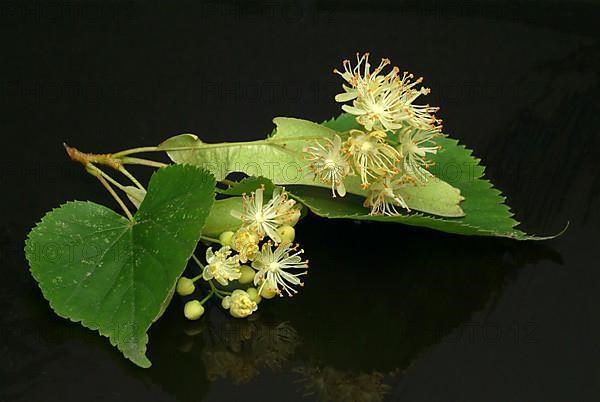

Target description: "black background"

left=1, top=1, right=599, bottom=401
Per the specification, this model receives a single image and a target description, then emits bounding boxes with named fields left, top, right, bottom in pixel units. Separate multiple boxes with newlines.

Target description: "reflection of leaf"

left=160, top=117, right=464, bottom=217
left=25, top=165, right=215, bottom=367
left=271, top=222, right=561, bottom=372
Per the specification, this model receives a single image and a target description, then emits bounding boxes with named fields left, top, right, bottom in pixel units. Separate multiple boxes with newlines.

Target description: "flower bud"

left=221, top=297, right=231, bottom=310
left=176, top=277, right=195, bottom=296
left=219, top=231, right=235, bottom=247
left=238, top=265, right=256, bottom=285
left=260, top=279, right=278, bottom=299
left=221, top=289, right=258, bottom=318
left=277, top=206, right=301, bottom=227
left=246, top=287, right=262, bottom=304
left=183, top=300, right=205, bottom=320
left=276, top=225, right=295, bottom=244
left=287, top=207, right=302, bottom=226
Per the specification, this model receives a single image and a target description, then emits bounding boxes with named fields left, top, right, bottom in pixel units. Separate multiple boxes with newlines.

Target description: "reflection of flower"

left=251, top=322, right=300, bottom=370
left=296, top=366, right=391, bottom=402
left=304, top=134, right=351, bottom=197
left=202, top=320, right=301, bottom=384
left=252, top=241, right=308, bottom=297
left=202, top=246, right=241, bottom=286
left=204, top=349, right=259, bottom=384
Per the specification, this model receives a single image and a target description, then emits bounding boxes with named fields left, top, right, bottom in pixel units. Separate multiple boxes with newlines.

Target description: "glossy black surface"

left=1, top=1, right=599, bottom=401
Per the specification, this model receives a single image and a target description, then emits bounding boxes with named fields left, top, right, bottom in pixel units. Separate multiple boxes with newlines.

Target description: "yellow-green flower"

left=397, top=126, right=440, bottom=182
left=222, top=289, right=258, bottom=318
left=334, top=52, right=396, bottom=105
left=344, top=129, right=400, bottom=188
left=230, top=226, right=261, bottom=263
left=364, top=176, right=411, bottom=216
left=304, top=134, right=351, bottom=197
left=231, top=186, right=300, bottom=243
left=202, top=246, right=241, bottom=286
left=335, top=53, right=441, bottom=132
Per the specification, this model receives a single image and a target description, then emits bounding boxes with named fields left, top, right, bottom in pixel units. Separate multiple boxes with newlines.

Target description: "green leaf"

left=219, top=176, right=276, bottom=196
left=25, top=165, right=216, bottom=367
left=159, top=117, right=464, bottom=217
left=307, top=113, right=556, bottom=239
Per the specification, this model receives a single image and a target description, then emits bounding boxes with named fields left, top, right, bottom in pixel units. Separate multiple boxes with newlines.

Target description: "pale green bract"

left=25, top=165, right=216, bottom=367
left=194, top=114, right=557, bottom=240
left=160, top=117, right=465, bottom=218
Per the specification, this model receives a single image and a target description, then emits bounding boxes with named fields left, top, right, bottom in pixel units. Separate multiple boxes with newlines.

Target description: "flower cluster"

left=296, top=366, right=391, bottom=402
left=304, top=53, right=443, bottom=216
left=334, top=53, right=441, bottom=132
left=231, top=186, right=308, bottom=298
left=178, top=186, right=309, bottom=321
left=231, top=186, right=300, bottom=243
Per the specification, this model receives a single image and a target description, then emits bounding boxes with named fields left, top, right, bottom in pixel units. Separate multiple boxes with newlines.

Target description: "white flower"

left=344, top=129, right=400, bottom=188
left=388, top=71, right=441, bottom=130
left=364, top=176, right=411, bottom=216
left=304, top=135, right=351, bottom=197
left=252, top=241, right=308, bottom=297
left=335, top=53, right=441, bottom=132
left=221, top=289, right=258, bottom=318
left=334, top=52, right=396, bottom=104
left=231, top=186, right=300, bottom=243
left=397, top=126, right=440, bottom=182
left=202, top=246, right=241, bottom=286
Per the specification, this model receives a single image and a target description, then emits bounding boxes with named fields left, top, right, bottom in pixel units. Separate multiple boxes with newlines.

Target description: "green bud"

left=287, top=207, right=302, bottom=226
left=176, top=277, right=195, bottom=296
left=260, top=280, right=278, bottom=299
left=219, top=231, right=235, bottom=247
left=238, top=265, right=255, bottom=285
left=183, top=300, right=205, bottom=320
left=246, top=287, right=262, bottom=304
left=276, top=225, right=295, bottom=244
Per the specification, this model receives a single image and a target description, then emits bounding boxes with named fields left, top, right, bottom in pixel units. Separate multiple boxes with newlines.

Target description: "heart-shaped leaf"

left=25, top=165, right=215, bottom=367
